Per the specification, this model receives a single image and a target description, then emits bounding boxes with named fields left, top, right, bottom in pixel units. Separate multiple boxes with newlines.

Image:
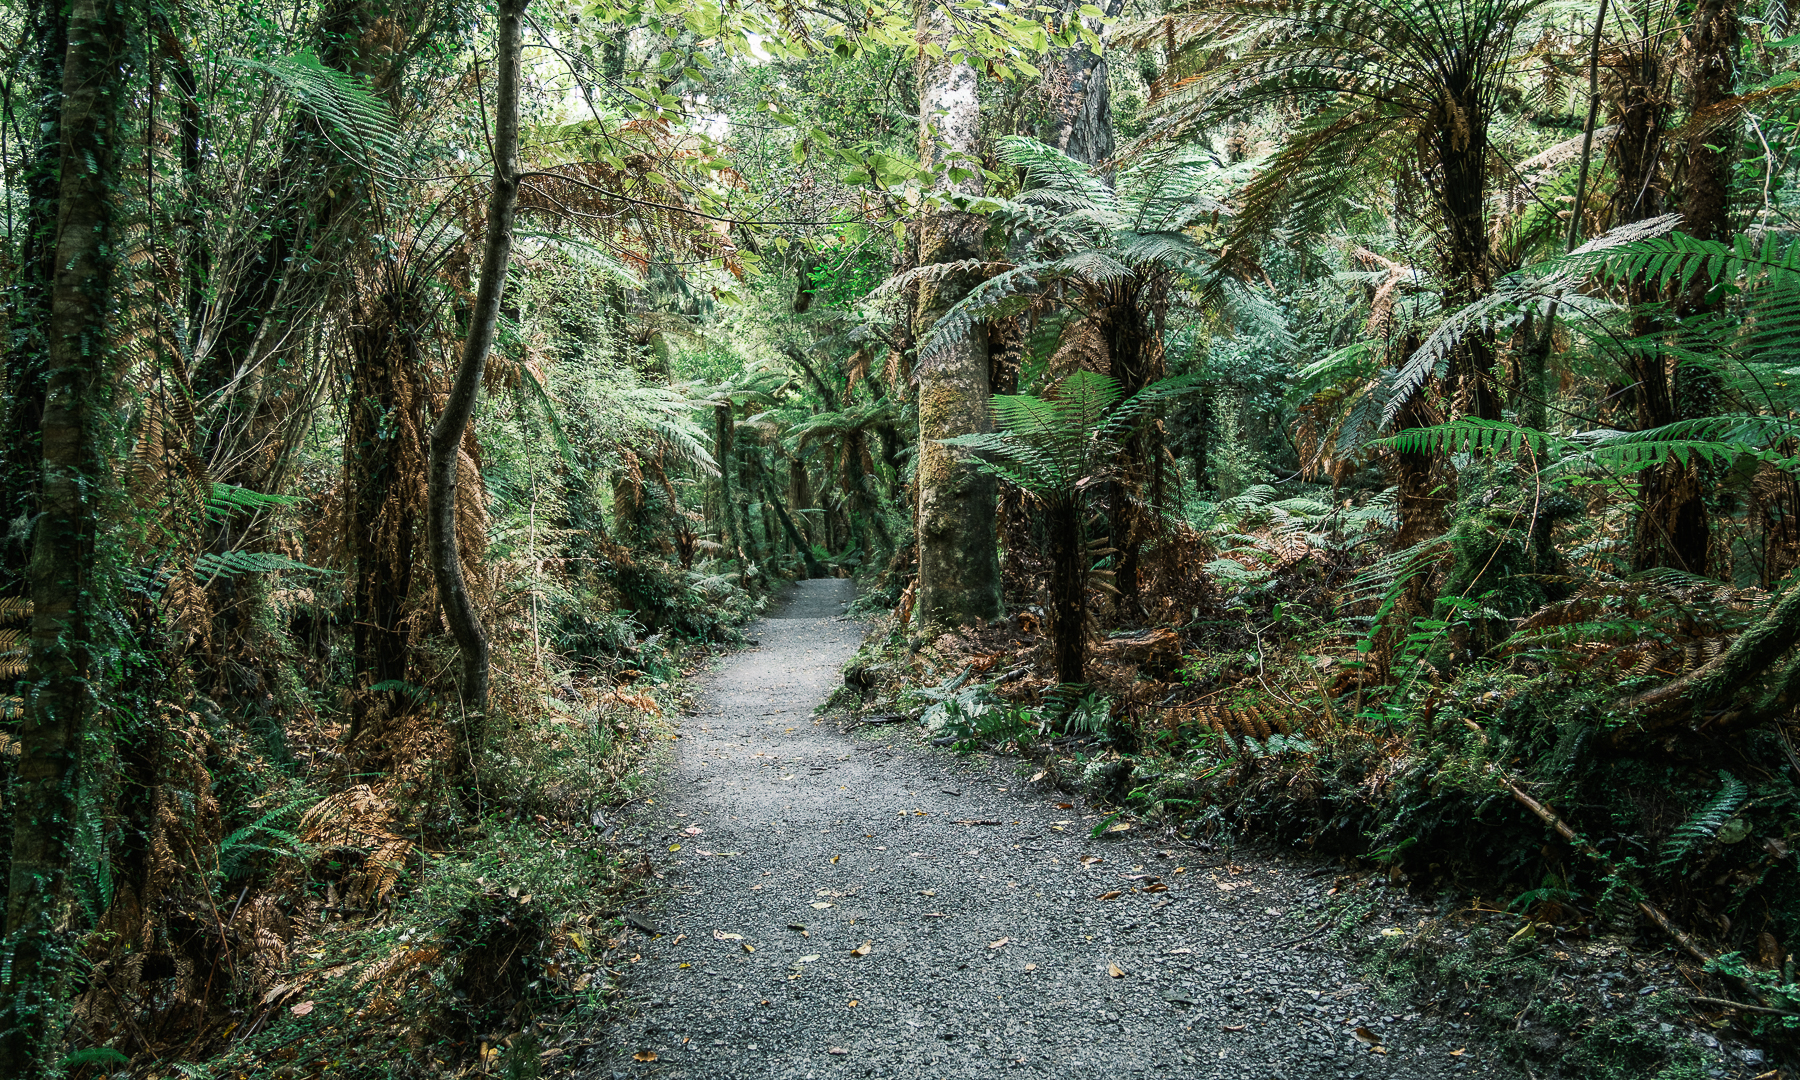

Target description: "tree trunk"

left=765, top=475, right=826, bottom=578
left=1, top=0, right=127, bottom=1069
left=0, top=0, right=68, bottom=593
left=713, top=403, right=749, bottom=571
left=345, top=287, right=427, bottom=742
left=1434, top=74, right=1502, bottom=422
left=1046, top=501, right=1087, bottom=685
left=1096, top=284, right=1163, bottom=609
left=789, top=457, right=815, bottom=547
left=915, top=11, right=1003, bottom=627
left=1038, top=0, right=1126, bottom=176
left=1633, top=0, right=1736, bottom=575
left=429, top=0, right=528, bottom=753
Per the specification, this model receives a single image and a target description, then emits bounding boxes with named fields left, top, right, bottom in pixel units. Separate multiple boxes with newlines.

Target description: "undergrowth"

left=838, top=478, right=1800, bottom=1077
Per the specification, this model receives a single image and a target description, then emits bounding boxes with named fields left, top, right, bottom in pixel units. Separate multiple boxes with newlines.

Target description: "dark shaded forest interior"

left=3, top=0, right=1800, bottom=1076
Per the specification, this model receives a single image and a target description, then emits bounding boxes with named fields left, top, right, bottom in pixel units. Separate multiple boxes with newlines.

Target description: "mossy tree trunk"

left=0, top=0, right=67, bottom=593
left=1, top=0, right=128, bottom=1068
left=914, top=11, right=1002, bottom=627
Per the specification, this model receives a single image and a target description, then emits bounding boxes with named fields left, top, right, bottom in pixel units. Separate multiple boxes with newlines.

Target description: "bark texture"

left=345, top=285, right=428, bottom=741
left=1, top=0, right=125, bottom=1068
left=1632, top=0, right=1736, bottom=575
left=1434, top=68, right=1501, bottom=421
left=0, top=0, right=68, bottom=591
left=1037, top=0, right=1126, bottom=174
left=429, top=0, right=528, bottom=740
left=914, top=21, right=1002, bottom=627
left=1045, top=501, right=1087, bottom=685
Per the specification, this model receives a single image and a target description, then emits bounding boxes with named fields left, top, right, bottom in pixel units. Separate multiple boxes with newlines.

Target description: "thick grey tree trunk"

left=1, top=0, right=126, bottom=1069
left=914, top=12, right=1003, bottom=628
left=1037, top=0, right=1125, bottom=172
left=429, top=0, right=529, bottom=760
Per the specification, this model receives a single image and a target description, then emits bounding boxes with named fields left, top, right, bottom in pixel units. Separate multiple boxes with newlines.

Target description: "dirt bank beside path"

left=590, top=579, right=1514, bottom=1080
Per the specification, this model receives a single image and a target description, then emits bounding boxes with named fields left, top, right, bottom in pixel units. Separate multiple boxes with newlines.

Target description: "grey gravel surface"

left=592, top=579, right=1517, bottom=1080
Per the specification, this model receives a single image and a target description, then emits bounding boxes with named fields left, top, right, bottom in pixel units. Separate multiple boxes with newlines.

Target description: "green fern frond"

left=231, top=49, right=405, bottom=182
left=1659, top=772, right=1749, bottom=869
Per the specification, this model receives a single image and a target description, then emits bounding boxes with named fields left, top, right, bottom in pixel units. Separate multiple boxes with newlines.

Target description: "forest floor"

left=583, top=579, right=1520, bottom=1080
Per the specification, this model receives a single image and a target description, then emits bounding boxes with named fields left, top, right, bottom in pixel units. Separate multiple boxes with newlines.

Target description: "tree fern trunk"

left=429, top=0, right=528, bottom=757
left=345, top=287, right=425, bottom=743
left=1, top=0, right=127, bottom=1068
left=1633, top=0, right=1736, bottom=576
left=1435, top=76, right=1501, bottom=422
left=914, top=7, right=1002, bottom=627
left=1046, top=501, right=1087, bottom=686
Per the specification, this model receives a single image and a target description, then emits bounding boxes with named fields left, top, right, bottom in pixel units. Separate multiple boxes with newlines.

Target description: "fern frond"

left=1659, top=772, right=1749, bottom=869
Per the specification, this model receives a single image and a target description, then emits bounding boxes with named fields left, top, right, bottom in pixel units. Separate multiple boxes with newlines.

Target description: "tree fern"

left=231, top=50, right=407, bottom=183
left=905, top=136, right=1260, bottom=363
left=1659, top=772, right=1749, bottom=869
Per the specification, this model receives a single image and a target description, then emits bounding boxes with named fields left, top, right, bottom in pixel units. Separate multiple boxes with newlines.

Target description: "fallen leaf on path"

left=828, top=1047, right=848, bottom=1055
left=742, top=943, right=754, bottom=953
left=668, top=844, right=681, bottom=851
left=849, top=942, right=871, bottom=957
left=1353, top=1027, right=1385, bottom=1052
left=1080, top=855, right=1103, bottom=865
left=1107, top=963, right=1126, bottom=978
left=846, top=999, right=859, bottom=1007
left=788, top=924, right=806, bottom=931
left=988, top=937, right=1009, bottom=949
left=713, top=930, right=743, bottom=941
left=1107, top=822, right=1132, bottom=833
left=633, top=1051, right=657, bottom=1062
left=920, top=890, right=936, bottom=897
left=1449, top=1048, right=1466, bottom=1057
left=811, top=901, right=833, bottom=909
left=799, top=954, right=820, bottom=963
left=1028, top=771, right=1046, bottom=782
left=684, top=826, right=703, bottom=835
left=1144, top=883, right=1169, bottom=893
left=1222, top=1024, right=1246, bottom=1032
left=831, top=855, right=840, bottom=863
left=1056, top=803, right=1073, bottom=809
left=1096, top=891, right=1122, bottom=901
left=1023, top=963, right=1037, bottom=971
left=671, top=934, right=686, bottom=945
left=290, top=1001, right=315, bottom=1017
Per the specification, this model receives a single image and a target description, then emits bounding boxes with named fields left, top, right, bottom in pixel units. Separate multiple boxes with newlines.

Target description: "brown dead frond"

left=1504, top=571, right=1765, bottom=678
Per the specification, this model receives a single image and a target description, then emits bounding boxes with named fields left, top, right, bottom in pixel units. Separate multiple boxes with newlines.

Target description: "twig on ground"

left=1278, top=921, right=1332, bottom=949
left=1688, top=995, right=1800, bottom=1017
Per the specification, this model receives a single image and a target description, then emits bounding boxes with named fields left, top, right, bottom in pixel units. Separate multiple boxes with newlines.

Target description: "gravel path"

left=592, top=579, right=1516, bottom=1080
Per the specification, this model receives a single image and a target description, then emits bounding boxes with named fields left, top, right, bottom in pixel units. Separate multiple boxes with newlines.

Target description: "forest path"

left=590, top=579, right=1512, bottom=1080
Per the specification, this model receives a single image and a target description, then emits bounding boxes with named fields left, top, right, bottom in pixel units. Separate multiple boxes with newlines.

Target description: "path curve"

left=594, top=579, right=1511, bottom=1080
